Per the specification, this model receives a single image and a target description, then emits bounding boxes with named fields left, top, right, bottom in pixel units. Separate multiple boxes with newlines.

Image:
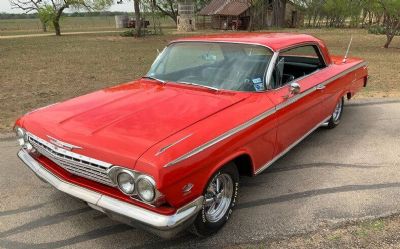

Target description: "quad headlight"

left=137, top=176, right=156, bottom=202
left=116, top=171, right=136, bottom=195
left=109, top=167, right=158, bottom=204
left=15, top=126, right=29, bottom=147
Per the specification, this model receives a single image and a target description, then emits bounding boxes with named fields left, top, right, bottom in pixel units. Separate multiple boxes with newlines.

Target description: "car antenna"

left=342, top=36, right=353, bottom=63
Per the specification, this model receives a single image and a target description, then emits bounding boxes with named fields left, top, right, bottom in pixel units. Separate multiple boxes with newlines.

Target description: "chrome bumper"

left=18, top=149, right=203, bottom=238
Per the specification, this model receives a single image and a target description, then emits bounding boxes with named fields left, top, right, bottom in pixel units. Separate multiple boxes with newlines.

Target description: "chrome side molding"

left=255, top=115, right=331, bottom=175
left=156, top=134, right=193, bottom=156
left=165, top=61, right=367, bottom=168
left=164, top=108, right=277, bottom=167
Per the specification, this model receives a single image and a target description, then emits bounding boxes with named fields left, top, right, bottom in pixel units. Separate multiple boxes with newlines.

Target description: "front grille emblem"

left=47, top=135, right=82, bottom=151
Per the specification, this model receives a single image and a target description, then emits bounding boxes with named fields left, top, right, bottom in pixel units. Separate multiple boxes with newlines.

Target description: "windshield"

left=146, top=42, right=274, bottom=92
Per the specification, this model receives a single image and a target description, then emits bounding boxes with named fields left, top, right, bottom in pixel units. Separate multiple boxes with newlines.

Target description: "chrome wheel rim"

left=204, top=173, right=234, bottom=223
left=332, top=99, right=343, bottom=122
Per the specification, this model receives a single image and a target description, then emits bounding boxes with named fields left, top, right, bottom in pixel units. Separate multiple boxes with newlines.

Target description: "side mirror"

left=289, top=82, right=300, bottom=95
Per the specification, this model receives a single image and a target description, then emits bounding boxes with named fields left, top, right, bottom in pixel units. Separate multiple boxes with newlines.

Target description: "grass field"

left=0, top=28, right=399, bottom=133
left=0, top=16, right=176, bottom=35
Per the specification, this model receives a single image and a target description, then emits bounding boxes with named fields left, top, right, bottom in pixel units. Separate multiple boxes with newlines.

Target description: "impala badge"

left=47, top=136, right=82, bottom=151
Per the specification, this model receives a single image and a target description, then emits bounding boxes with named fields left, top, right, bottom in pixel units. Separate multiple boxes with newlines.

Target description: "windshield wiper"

left=142, top=76, right=166, bottom=84
left=177, top=81, right=219, bottom=91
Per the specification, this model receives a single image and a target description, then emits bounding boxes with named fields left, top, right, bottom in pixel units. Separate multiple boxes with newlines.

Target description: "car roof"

left=171, top=32, right=323, bottom=51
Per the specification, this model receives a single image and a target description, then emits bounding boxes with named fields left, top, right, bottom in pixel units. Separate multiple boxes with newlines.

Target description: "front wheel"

left=326, top=96, right=344, bottom=129
left=190, top=163, right=239, bottom=237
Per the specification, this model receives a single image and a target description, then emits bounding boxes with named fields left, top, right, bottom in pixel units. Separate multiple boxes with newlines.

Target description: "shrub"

left=368, top=25, right=400, bottom=36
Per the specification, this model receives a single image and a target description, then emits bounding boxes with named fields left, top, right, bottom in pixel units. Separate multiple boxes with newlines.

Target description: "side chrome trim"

left=18, top=149, right=204, bottom=230
left=164, top=108, right=277, bottom=167
left=165, top=61, right=368, bottom=168
left=276, top=61, right=368, bottom=111
left=320, top=61, right=368, bottom=88
left=255, top=115, right=331, bottom=175
left=156, top=134, right=193, bottom=156
left=276, top=84, right=316, bottom=111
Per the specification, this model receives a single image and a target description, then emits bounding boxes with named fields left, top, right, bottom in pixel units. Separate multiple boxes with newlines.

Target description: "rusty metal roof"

left=198, top=0, right=250, bottom=16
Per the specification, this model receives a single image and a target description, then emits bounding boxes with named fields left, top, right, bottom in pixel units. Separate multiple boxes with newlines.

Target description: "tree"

left=37, top=5, right=54, bottom=32
left=117, top=0, right=146, bottom=37
left=379, top=0, right=400, bottom=48
left=10, top=0, right=49, bottom=32
left=50, top=0, right=113, bottom=36
left=151, top=0, right=177, bottom=25
left=134, top=0, right=142, bottom=36
left=272, top=0, right=287, bottom=27
left=10, top=0, right=113, bottom=36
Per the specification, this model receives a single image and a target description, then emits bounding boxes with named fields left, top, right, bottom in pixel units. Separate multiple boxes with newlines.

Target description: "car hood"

left=22, top=80, right=246, bottom=167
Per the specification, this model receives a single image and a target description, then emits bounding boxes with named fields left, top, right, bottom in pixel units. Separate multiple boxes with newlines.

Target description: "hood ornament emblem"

left=47, top=135, right=82, bottom=151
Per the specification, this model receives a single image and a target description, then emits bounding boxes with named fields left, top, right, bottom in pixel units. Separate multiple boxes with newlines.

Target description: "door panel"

left=268, top=74, right=325, bottom=155
left=315, top=64, right=359, bottom=118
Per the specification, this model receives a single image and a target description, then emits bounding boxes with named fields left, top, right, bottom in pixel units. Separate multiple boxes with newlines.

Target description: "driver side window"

left=271, top=45, right=326, bottom=89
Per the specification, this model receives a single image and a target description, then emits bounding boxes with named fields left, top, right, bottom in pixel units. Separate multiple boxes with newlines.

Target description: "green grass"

left=353, top=219, right=386, bottom=238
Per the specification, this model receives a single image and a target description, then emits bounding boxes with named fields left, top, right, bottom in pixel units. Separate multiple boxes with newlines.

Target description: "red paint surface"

left=16, top=33, right=368, bottom=213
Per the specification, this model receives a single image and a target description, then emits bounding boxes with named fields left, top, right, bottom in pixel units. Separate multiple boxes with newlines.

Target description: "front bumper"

left=18, top=149, right=203, bottom=238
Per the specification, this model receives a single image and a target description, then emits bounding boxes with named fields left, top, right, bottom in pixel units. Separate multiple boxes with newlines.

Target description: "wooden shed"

left=198, top=0, right=304, bottom=30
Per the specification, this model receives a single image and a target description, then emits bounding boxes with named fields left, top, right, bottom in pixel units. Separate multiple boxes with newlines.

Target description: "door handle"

left=316, top=84, right=326, bottom=90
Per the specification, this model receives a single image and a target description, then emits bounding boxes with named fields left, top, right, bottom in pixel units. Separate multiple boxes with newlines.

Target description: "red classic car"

left=15, top=33, right=368, bottom=238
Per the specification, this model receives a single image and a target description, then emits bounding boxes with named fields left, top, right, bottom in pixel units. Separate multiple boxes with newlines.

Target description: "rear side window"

left=282, top=46, right=320, bottom=59
left=271, top=45, right=326, bottom=89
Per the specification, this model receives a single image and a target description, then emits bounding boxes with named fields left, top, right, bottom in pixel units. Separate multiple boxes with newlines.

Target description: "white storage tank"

left=115, top=15, right=129, bottom=28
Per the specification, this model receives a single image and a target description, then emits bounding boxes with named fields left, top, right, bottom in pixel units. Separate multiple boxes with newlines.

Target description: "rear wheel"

left=190, top=163, right=239, bottom=237
left=326, top=96, right=344, bottom=129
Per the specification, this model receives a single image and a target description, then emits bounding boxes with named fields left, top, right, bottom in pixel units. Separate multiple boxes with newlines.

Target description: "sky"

left=0, top=1, right=134, bottom=13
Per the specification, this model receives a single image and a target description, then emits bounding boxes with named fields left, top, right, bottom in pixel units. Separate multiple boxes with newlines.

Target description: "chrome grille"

left=27, top=133, right=115, bottom=187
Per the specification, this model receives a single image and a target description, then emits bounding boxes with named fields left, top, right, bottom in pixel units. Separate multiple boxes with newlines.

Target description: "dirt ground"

left=1, top=28, right=399, bottom=133
left=231, top=214, right=400, bottom=249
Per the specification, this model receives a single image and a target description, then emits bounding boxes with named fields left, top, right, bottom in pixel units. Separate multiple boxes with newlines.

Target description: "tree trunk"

left=134, top=0, right=141, bottom=37
left=384, top=34, right=394, bottom=48
left=382, top=10, right=400, bottom=48
left=41, top=21, right=47, bottom=32
left=361, top=10, right=367, bottom=28
left=247, top=4, right=254, bottom=31
left=272, top=0, right=286, bottom=27
left=53, top=6, right=66, bottom=36
left=53, top=20, right=61, bottom=36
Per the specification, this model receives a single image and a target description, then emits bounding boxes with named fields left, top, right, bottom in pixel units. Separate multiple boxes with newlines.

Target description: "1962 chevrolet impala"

left=15, top=33, right=368, bottom=238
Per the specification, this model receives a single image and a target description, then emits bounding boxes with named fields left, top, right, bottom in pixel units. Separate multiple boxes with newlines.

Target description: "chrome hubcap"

left=332, top=99, right=343, bottom=122
left=204, top=173, right=233, bottom=223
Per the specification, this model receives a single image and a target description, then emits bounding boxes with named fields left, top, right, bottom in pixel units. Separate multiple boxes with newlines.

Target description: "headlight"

left=116, top=171, right=135, bottom=195
left=137, top=176, right=156, bottom=202
left=15, top=126, right=27, bottom=146
left=109, top=166, right=160, bottom=204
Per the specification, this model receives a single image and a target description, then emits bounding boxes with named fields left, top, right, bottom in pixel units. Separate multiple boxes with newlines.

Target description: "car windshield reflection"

left=146, top=42, right=274, bottom=92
